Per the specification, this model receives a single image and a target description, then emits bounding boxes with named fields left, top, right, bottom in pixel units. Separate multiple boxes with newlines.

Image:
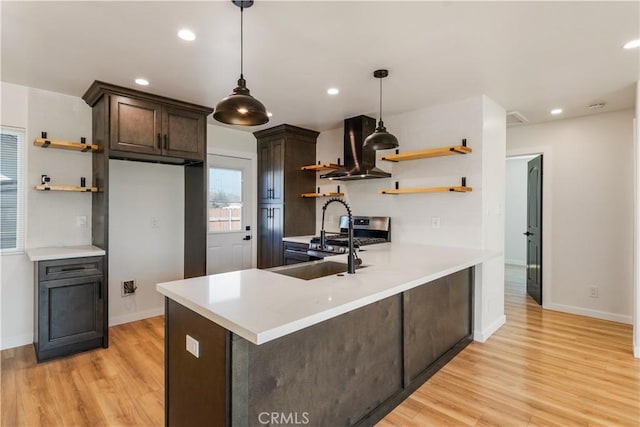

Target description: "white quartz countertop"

left=157, top=243, right=498, bottom=345
left=282, top=235, right=316, bottom=244
left=27, top=245, right=106, bottom=261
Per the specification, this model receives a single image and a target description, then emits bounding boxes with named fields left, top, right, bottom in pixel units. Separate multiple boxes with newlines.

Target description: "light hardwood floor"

left=2, top=268, right=639, bottom=426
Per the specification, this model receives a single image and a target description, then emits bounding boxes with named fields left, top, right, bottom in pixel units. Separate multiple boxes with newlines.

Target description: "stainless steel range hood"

left=320, top=115, right=391, bottom=181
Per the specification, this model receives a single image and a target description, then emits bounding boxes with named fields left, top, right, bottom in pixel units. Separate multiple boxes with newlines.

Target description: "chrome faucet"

left=320, top=198, right=361, bottom=274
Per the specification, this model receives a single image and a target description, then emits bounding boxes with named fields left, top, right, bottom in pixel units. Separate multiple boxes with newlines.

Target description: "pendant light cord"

left=379, top=77, right=383, bottom=123
left=240, top=6, right=244, bottom=79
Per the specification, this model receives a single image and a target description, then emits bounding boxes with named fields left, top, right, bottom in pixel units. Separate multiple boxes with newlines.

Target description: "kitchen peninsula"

left=157, top=243, right=496, bottom=426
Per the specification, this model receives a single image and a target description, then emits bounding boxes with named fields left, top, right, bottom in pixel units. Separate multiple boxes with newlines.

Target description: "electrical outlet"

left=122, top=280, right=137, bottom=297
left=186, top=335, right=200, bottom=358
left=76, top=215, right=87, bottom=228
left=431, top=217, right=441, bottom=229
left=150, top=216, right=160, bottom=229
left=588, top=286, right=599, bottom=298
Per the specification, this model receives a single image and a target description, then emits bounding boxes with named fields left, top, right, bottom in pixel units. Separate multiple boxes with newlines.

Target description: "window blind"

left=0, top=127, right=26, bottom=253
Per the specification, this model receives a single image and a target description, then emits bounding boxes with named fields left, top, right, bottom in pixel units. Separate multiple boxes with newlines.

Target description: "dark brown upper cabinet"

left=258, top=137, right=284, bottom=204
left=84, top=81, right=210, bottom=165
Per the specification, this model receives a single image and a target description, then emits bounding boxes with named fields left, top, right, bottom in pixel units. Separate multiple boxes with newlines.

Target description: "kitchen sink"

left=269, top=261, right=365, bottom=281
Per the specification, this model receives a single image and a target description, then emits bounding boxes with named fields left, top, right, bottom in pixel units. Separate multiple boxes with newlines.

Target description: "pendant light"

left=363, top=69, right=398, bottom=150
left=214, top=0, right=269, bottom=126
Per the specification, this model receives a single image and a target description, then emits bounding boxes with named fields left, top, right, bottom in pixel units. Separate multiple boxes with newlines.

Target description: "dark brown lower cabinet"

left=258, top=204, right=283, bottom=268
left=164, top=267, right=474, bottom=426
left=34, top=256, right=106, bottom=362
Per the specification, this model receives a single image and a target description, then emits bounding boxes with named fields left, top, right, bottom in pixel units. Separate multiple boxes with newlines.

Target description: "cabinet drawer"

left=39, top=256, right=103, bottom=281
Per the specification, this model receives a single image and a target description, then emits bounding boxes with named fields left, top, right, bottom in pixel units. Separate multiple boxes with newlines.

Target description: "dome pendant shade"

left=213, top=0, right=269, bottom=126
left=364, top=120, right=399, bottom=150
left=213, top=77, right=269, bottom=126
left=363, top=68, right=398, bottom=150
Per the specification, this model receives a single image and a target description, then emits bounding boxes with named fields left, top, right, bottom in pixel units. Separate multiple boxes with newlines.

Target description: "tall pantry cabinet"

left=254, top=125, right=318, bottom=268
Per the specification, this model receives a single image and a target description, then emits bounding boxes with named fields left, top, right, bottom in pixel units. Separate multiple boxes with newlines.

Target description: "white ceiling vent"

left=506, top=111, right=529, bottom=126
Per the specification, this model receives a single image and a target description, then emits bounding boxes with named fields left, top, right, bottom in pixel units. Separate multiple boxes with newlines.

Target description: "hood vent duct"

left=320, top=115, right=392, bottom=181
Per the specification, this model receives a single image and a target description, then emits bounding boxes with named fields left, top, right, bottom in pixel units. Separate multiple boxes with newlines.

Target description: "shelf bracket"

left=80, top=137, right=90, bottom=152
left=449, top=177, right=468, bottom=192
left=40, top=133, right=51, bottom=148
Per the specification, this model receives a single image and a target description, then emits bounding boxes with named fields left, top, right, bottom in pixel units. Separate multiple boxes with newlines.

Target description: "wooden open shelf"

left=34, top=134, right=98, bottom=152
left=301, top=163, right=341, bottom=172
left=379, top=140, right=471, bottom=162
left=301, top=192, right=345, bottom=198
left=379, top=186, right=472, bottom=195
left=35, top=185, right=98, bottom=193
left=380, top=178, right=471, bottom=195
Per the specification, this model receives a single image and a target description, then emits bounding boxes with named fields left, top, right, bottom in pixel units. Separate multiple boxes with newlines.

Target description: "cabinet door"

left=257, top=139, right=284, bottom=204
left=110, top=95, right=162, bottom=155
left=257, top=204, right=272, bottom=269
left=269, top=139, right=284, bottom=204
left=257, top=204, right=284, bottom=268
left=38, top=275, right=104, bottom=352
left=162, top=107, right=205, bottom=161
left=270, top=205, right=283, bottom=267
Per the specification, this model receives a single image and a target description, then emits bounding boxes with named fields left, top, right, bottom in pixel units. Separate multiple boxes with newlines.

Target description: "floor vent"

left=506, top=111, right=529, bottom=126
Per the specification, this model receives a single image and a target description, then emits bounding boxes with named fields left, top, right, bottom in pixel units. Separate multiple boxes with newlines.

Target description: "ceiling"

left=1, top=1, right=638, bottom=133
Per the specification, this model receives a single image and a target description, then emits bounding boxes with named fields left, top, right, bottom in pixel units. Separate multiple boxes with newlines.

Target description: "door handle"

left=163, top=134, right=168, bottom=150
left=523, top=232, right=533, bottom=236
left=157, top=133, right=161, bottom=148
left=243, top=235, right=252, bottom=241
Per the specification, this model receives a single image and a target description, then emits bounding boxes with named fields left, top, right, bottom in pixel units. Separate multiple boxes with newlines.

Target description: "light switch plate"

left=186, top=334, right=199, bottom=358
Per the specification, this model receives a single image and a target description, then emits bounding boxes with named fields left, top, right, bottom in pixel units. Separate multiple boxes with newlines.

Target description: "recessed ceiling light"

left=267, top=112, right=273, bottom=117
left=550, top=108, right=563, bottom=115
left=178, top=29, right=196, bottom=41
left=135, top=78, right=149, bottom=86
left=623, top=39, right=640, bottom=49
left=587, top=102, right=606, bottom=110
left=327, top=88, right=339, bottom=95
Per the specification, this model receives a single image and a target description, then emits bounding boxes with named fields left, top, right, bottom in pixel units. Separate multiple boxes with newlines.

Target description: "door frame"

left=506, top=149, right=552, bottom=309
left=208, top=148, right=257, bottom=269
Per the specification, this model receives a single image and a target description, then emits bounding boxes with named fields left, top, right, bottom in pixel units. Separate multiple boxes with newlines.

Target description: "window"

left=208, top=167, right=243, bottom=232
left=0, top=127, right=25, bottom=252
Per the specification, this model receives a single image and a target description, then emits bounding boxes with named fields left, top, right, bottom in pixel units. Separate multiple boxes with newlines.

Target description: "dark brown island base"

left=164, top=267, right=473, bottom=427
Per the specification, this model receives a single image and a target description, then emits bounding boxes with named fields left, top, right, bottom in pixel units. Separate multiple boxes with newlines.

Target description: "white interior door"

left=207, top=154, right=253, bottom=274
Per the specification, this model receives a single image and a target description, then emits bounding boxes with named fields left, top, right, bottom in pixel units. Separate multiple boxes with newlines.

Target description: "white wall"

left=508, top=109, right=635, bottom=324
left=0, top=82, right=93, bottom=349
left=207, top=124, right=256, bottom=155
left=108, top=160, right=184, bottom=325
left=505, top=157, right=532, bottom=266
left=314, top=95, right=506, bottom=342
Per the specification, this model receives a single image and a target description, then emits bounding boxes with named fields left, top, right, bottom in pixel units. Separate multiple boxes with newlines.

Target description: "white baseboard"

left=505, top=259, right=526, bottom=266
left=473, top=315, right=506, bottom=343
left=544, top=303, right=632, bottom=325
left=109, top=306, right=165, bottom=327
left=0, top=333, right=33, bottom=351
